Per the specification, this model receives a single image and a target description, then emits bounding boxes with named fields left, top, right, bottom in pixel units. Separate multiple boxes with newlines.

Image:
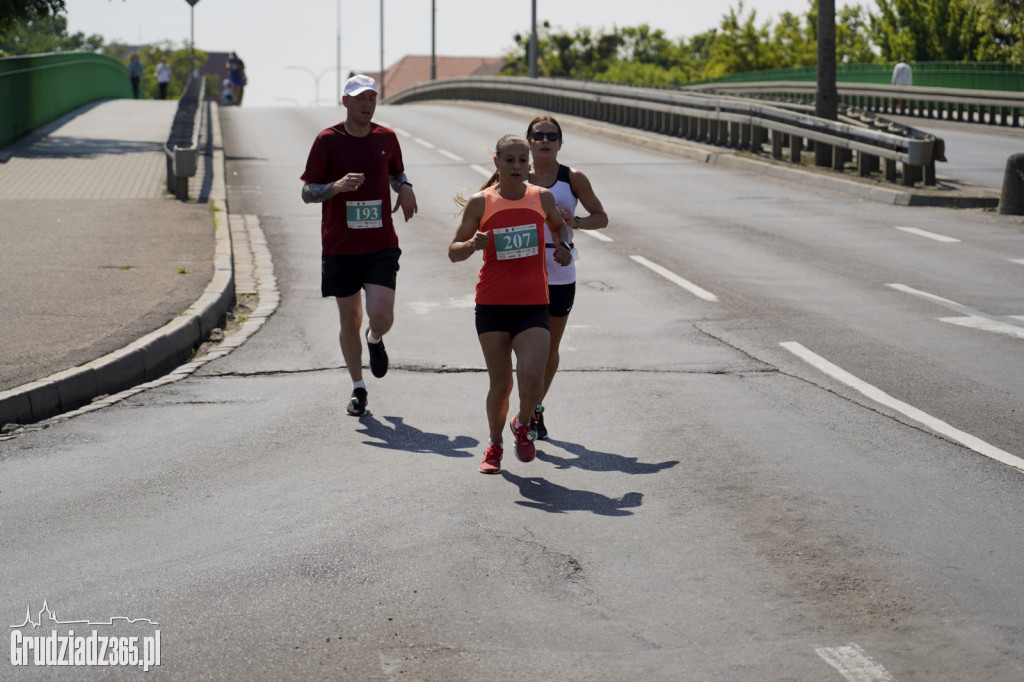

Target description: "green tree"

left=771, top=9, right=818, bottom=68
left=0, top=7, right=102, bottom=56
left=870, top=0, right=984, bottom=61
left=0, top=0, right=64, bottom=33
left=496, top=0, right=1017, bottom=87
left=681, top=29, right=718, bottom=76
left=503, top=21, right=557, bottom=76
left=548, top=27, right=607, bottom=78
left=702, top=2, right=777, bottom=78
left=836, top=4, right=878, bottom=64
left=973, top=0, right=1024, bottom=61
left=617, top=25, right=679, bottom=68
left=596, top=61, right=694, bottom=86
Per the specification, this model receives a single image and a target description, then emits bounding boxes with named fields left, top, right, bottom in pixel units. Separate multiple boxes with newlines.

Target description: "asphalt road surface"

left=1, top=103, right=1022, bottom=681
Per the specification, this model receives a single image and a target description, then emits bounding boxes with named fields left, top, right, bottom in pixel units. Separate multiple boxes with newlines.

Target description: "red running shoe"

left=479, top=442, right=503, bottom=474
left=509, top=416, right=537, bottom=463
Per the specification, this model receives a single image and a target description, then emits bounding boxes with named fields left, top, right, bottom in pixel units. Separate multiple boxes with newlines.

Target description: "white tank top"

left=532, top=164, right=578, bottom=286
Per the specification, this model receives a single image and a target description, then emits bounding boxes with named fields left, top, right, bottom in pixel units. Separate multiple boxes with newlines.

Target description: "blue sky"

left=64, top=0, right=842, bottom=107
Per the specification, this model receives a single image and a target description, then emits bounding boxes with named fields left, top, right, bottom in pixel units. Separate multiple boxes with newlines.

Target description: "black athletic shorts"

left=548, top=282, right=576, bottom=318
left=321, top=248, right=401, bottom=298
left=475, top=304, right=550, bottom=337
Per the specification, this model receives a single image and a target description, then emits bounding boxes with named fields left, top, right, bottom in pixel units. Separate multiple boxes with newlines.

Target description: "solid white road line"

left=894, top=226, right=961, bottom=243
left=781, top=341, right=1024, bottom=473
left=1011, top=259, right=1024, bottom=266
left=629, top=255, right=718, bottom=302
left=815, top=644, right=895, bottom=682
left=413, top=137, right=436, bottom=149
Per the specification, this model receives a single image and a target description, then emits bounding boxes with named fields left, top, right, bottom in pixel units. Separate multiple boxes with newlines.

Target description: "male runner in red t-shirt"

left=301, top=74, right=418, bottom=417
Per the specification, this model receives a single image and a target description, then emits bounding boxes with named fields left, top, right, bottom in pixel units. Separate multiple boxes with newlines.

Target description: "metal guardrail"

left=687, top=81, right=1024, bottom=128
left=388, top=76, right=941, bottom=188
left=164, top=75, right=206, bottom=201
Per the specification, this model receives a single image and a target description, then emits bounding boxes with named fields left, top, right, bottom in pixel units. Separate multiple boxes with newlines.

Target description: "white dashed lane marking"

left=781, top=341, right=1024, bottom=473
left=628, top=255, right=718, bottom=302
left=436, top=149, right=464, bottom=162
left=894, top=226, right=961, bottom=243
left=815, top=644, right=895, bottom=682
left=578, top=229, right=613, bottom=242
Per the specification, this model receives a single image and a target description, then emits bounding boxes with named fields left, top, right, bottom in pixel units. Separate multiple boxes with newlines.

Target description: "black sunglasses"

left=530, top=131, right=561, bottom=142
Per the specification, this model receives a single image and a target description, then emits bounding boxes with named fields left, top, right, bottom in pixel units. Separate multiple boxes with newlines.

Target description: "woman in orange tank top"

left=450, top=134, right=574, bottom=474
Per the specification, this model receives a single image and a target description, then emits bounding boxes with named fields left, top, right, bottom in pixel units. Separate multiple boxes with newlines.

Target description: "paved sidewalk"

left=0, top=99, right=233, bottom=427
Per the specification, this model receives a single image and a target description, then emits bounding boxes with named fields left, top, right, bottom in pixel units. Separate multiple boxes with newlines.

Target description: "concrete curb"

left=0, top=102, right=234, bottom=428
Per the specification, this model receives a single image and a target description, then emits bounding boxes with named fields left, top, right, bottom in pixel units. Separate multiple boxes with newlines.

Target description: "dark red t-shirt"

left=301, top=122, right=405, bottom=255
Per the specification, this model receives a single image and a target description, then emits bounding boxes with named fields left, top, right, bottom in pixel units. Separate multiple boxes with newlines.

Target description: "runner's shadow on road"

left=537, top=438, right=679, bottom=475
left=357, top=414, right=475, bottom=459
left=500, top=472, right=643, bottom=516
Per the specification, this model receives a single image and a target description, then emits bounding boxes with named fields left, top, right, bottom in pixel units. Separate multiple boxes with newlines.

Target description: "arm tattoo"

left=302, top=182, right=336, bottom=204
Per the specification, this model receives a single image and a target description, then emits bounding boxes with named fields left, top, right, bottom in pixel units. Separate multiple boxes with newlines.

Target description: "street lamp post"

left=337, top=0, right=342, bottom=104
left=529, top=0, right=537, bottom=79
left=379, top=0, right=385, bottom=99
left=184, top=0, right=200, bottom=77
left=286, top=65, right=340, bottom=106
left=287, top=65, right=319, bottom=106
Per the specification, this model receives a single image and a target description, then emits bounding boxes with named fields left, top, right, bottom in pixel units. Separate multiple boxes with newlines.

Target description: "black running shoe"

left=367, top=332, right=388, bottom=378
left=346, top=387, right=368, bottom=416
left=530, top=405, right=548, bottom=440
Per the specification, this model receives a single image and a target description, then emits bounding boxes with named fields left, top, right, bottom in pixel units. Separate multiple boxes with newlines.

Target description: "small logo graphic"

left=10, top=601, right=160, bottom=671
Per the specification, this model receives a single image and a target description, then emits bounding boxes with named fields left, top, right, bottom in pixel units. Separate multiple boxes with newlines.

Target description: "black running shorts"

left=548, top=282, right=576, bottom=318
left=475, top=304, right=550, bottom=337
left=321, top=248, right=401, bottom=298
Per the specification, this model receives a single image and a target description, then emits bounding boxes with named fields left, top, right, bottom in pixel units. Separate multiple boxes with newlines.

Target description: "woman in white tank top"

left=526, top=115, right=609, bottom=440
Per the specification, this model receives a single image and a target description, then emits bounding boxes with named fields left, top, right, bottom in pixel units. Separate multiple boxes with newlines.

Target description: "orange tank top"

left=475, top=184, right=549, bottom=305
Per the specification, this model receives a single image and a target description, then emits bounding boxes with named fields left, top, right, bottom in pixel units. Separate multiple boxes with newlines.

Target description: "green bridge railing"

left=0, top=52, right=130, bottom=148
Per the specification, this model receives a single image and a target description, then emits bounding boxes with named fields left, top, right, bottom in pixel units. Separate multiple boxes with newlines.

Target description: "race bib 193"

left=346, top=200, right=383, bottom=229
left=493, top=223, right=539, bottom=260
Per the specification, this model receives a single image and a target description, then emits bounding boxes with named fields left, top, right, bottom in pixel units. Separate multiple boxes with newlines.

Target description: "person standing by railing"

left=891, top=59, right=912, bottom=111
left=128, top=54, right=143, bottom=99
left=156, top=57, right=171, bottom=100
left=226, top=52, right=246, bottom=106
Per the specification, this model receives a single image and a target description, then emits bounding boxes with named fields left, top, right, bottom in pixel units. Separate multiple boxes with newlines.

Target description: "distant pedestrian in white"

left=891, top=58, right=912, bottom=111
left=891, top=59, right=912, bottom=86
left=156, top=57, right=171, bottom=100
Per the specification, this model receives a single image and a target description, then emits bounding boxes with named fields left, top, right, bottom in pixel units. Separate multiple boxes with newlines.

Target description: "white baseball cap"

left=344, top=74, right=378, bottom=97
